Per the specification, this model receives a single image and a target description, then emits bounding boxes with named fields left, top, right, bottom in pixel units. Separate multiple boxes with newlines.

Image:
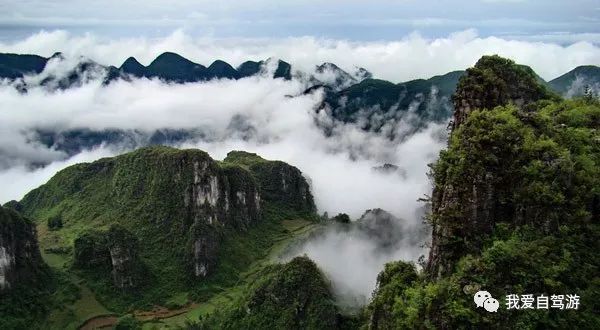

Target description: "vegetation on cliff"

left=191, top=256, right=340, bottom=329
left=365, top=56, right=600, bottom=329
left=0, top=206, right=54, bottom=329
left=17, top=146, right=318, bottom=316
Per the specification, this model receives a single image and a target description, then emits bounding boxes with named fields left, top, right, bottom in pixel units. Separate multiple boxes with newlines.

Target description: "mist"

left=13, top=22, right=593, bottom=305
left=0, top=48, right=449, bottom=307
left=1, top=29, right=599, bottom=82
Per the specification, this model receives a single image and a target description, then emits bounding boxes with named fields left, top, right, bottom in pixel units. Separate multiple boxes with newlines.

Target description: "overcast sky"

left=0, top=0, right=598, bottom=43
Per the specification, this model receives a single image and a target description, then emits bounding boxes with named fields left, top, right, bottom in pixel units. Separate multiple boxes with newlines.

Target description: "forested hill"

left=365, top=55, right=600, bottom=329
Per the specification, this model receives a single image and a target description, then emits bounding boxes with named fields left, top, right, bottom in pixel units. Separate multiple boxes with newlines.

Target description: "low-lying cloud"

left=0, top=60, right=444, bottom=307
left=11, top=28, right=571, bottom=307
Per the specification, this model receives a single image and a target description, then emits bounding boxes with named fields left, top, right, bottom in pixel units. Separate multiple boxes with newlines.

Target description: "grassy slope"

left=38, top=213, right=320, bottom=329
left=142, top=218, right=319, bottom=329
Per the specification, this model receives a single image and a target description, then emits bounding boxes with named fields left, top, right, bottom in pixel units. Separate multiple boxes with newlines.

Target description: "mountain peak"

left=149, top=52, right=203, bottom=68
left=49, top=52, right=64, bottom=60
left=237, top=60, right=263, bottom=78
left=316, top=62, right=342, bottom=72
left=207, top=60, right=240, bottom=79
left=451, top=55, right=557, bottom=130
left=274, top=59, right=292, bottom=80
left=119, top=56, right=145, bottom=74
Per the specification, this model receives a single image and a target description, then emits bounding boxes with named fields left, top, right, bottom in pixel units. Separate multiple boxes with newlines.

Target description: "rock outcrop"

left=356, top=209, right=405, bottom=250
left=428, top=56, right=561, bottom=278
left=20, top=146, right=316, bottom=288
left=224, top=151, right=315, bottom=214
left=450, top=55, right=556, bottom=131
left=73, top=225, right=145, bottom=289
left=0, top=206, right=46, bottom=292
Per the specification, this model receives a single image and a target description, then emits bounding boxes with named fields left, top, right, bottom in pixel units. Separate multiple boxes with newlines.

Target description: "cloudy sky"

left=1, top=0, right=599, bottom=43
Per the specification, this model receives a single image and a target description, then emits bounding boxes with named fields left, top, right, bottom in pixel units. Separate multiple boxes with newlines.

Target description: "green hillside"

left=549, top=65, right=600, bottom=96
left=8, top=146, right=321, bottom=328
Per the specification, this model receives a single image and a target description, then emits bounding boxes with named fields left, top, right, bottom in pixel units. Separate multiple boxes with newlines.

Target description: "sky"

left=0, top=0, right=599, bottom=43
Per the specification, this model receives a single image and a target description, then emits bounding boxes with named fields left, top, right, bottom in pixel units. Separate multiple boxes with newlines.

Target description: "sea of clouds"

left=1, top=29, right=598, bottom=308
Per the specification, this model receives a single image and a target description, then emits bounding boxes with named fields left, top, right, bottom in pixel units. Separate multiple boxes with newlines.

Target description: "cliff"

left=450, top=55, right=557, bottom=131
left=0, top=206, right=52, bottom=329
left=0, top=206, right=46, bottom=292
left=17, top=146, right=316, bottom=310
left=428, top=55, right=561, bottom=277
left=365, top=56, right=600, bottom=328
left=224, top=151, right=316, bottom=214
left=73, top=225, right=145, bottom=289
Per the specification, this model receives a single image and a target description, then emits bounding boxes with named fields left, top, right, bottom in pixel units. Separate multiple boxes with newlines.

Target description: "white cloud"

left=1, top=28, right=595, bottom=305
left=1, top=29, right=598, bottom=82
left=0, top=146, right=117, bottom=203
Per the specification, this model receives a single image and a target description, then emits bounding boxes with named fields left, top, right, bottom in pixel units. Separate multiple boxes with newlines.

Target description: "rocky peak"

left=356, top=208, right=404, bottom=250
left=353, top=67, right=373, bottom=81
left=451, top=55, right=556, bottom=131
left=119, top=56, right=145, bottom=76
left=224, top=150, right=316, bottom=214
left=20, top=146, right=314, bottom=286
left=427, top=56, right=563, bottom=278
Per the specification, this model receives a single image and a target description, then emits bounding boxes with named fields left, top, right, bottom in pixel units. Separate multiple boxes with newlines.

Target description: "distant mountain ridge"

left=0, top=52, right=294, bottom=87
left=1, top=51, right=597, bottom=94
left=548, top=65, right=600, bottom=97
left=1, top=51, right=598, bottom=166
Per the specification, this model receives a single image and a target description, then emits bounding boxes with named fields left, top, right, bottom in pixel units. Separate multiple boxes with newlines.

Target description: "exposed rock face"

left=257, top=161, right=314, bottom=212
left=21, top=146, right=314, bottom=286
left=73, top=231, right=111, bottom=270
left=224, top=151, right=316, bottom=214
left=427, top=56, right=557, bottom=278
left=107, top=226, right=143, bottom=289
left=73, top=225, right=144, bottom=289
left=0, top=206, right=45, bottom=291
left=451, top=55, right=555, bottom=131
left=189, top=223, right=219, bottom=278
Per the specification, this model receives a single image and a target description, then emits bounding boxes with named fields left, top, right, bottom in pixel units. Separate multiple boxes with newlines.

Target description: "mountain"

left=450, top=55, right=558, bottom=130
left=2, top=51, right=598, bottom=149
left=0, top=205, right=52, bottom=329
left=195, top=256, right=341, bottom=329
left=13, top=146, right=317, bottom=324
left=0, top=53, right=47, bottom=79
left=119, top=56, right=146, bottom=76
left=207, top=60, right=240, bottom=80
left=0, top=52, right=295, bottom=87
left=317, top=70, right=465, bottom=138
left=365, top=55, right=600, bottom=328
left=118, top=54, right=292, bottom=82
left=312, top=62, right=359, bottom=90
left=4, top=54, right=600, bottom=328
left=0, top=206, right=47, bottom=292
left=549, top=65, right=600, bottom=97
